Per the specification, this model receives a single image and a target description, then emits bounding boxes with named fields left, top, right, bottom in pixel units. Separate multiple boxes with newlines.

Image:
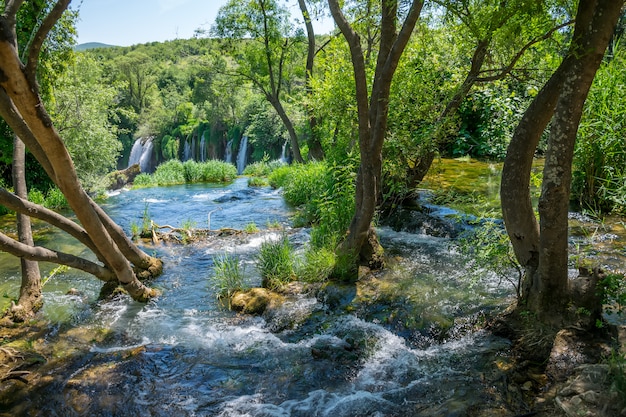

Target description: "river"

left=0, top=161, right=624, bottom=416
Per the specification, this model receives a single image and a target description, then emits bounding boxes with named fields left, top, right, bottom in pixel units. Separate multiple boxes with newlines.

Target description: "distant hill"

left=75, top=42, right=118, bottom=51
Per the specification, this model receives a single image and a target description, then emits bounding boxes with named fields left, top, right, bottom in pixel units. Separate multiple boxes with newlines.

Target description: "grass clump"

left=248, top=177, right=269, bottom=187
left=257, top=236, right=295, bottom=290
left=133, top=159, right=237, bottom=187
left=213, top=253, right=246, bottom=304
left=244, top=222, right=260, bottom=233
left=296, top=247, right=336, bottom=283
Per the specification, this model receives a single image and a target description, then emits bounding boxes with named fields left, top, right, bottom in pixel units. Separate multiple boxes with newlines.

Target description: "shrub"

left=296, top=247, right=336, bottom=283
left=44, top=187, right=69, bottom=210
left=268, top=165, right=292, bottom=189
left=132, top=159, right=236, bottom=187
left=257, top=236, right=294, bottom=290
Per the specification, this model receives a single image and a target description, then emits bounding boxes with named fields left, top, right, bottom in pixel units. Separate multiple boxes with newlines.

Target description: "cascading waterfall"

left=183, top=141, right=192, bottom=161
left=225, top=139, right=233, bottom=164
left=236, top=136, right=248, bottom=174
left=199, top=132, right=207, bottom=162
left=280, top=140, right=288, bottom=163
left=128, top=137, right=154, bottom=172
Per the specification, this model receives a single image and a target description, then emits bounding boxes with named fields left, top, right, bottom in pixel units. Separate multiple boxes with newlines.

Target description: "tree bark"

left=329, top=0, right=423, bottom=273
left=0, top=232, right=117, bottom=282
left=8, top=135, right=42, bottom=321
left=501, top=0, right=624, bottom=322
left=0, top=2, right=158, bottom=302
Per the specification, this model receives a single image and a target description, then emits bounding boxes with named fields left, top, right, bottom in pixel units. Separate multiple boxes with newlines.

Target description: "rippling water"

left=1, top=176, right=622, bottom=416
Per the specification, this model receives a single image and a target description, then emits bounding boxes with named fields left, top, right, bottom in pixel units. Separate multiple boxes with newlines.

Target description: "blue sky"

left=74, top=0, right=334, bottom=47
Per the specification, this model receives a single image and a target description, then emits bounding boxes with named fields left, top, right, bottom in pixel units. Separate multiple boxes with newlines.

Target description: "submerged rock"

left=382, top=207, right=462, bottom=238
left=213, top=188, right=256, bottom=203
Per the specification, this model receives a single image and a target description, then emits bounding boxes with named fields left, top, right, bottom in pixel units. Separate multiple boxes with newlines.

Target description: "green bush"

left=268, top=165, right=292, bottom=189
left=257, top=236, right=294, bottom=290
left=573, top=47, right=626, bottom=214
left=132, top=159, right=236, bottom=187
left=296, top=247, right=336, bottom=283
left=44, top=187, right=69, bottom=210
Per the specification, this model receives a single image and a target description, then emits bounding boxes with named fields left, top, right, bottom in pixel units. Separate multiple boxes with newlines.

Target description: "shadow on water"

left=1, top=169, right=625, bottom=416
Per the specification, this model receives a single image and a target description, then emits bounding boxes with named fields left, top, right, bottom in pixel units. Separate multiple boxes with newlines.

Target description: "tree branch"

left=476, top=20, right=575, bottom=83
left=25, top=0, right=71, bottom=85
left=0, top=232, right=116, bottom=282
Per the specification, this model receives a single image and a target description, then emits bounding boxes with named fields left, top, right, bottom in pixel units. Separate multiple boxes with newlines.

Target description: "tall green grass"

left=212, top=253, right=246, bottom=304
left=133, top=160, right=237, bottom=187
left=257, top=236, right=295, bottom=290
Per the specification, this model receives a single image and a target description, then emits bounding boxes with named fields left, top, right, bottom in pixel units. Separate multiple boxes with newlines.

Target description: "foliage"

left=52, top=53, right=122, bottom=191
left=243, top=157, right=286, bottom=178
left=244, top=222, right=260, bottom=233
left=573, top=46, right=626, bottom=214
left=257, top=235, right=295, bottom=290
left=212, top=253, right=246, bottom=303
left=133, top=160, right=237, bottom=187
left=453, top=83, right=531, bottom=159
left=295, top=247, right=336, bottom=283
left=597, top=272, right=626, bottom=318
left=457, top=219, right=522, bottom=299
left=27, top=187, right=69, bottom=210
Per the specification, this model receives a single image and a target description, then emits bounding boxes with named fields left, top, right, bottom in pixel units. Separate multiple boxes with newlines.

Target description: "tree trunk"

left=7, top=135, right=42, bottom=322
left=501, top=0, right=624, bottom=323
left=329, top=0, right=423, bottom=274
left=298, top=0, right=324, bottom=161
left=269, top=94, right=303, bottom=163
left=0, top=5, right=158, bottom=302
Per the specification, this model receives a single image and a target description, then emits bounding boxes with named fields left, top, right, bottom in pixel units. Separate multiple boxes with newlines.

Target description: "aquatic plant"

left=213, top=253, right=246, bottom=304
left=244, top=222, right=260, bottom=233
left=257, top=235, right=294, bottom=290
left=296, top=247, right=335, bottom=283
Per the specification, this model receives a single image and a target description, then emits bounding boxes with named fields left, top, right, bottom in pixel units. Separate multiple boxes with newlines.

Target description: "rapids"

left=0, top=168, right=624, bottom=416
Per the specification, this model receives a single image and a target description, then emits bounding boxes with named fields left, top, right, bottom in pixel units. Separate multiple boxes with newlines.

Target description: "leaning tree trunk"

left=7, top=135, right=42, bottom=322
left=329, top=0, right=423, bottom=275
left=0, top=1, right=159, bottom=301
left=269, top=95, right=303, bottom=163
left=501, top=0, right=624, bottom=324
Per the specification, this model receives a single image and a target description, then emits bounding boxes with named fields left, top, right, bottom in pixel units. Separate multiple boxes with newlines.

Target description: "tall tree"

left=328, top=0, right=423, bottom=273
left=298, top=0, right=325, bottom=160
left=500, top=0, right=624, bottom=325
left=402, top=0, right=573, bottom=192
left=0, top=0, right=161, bottom=306
left=212, top=0, right=304, bottom=162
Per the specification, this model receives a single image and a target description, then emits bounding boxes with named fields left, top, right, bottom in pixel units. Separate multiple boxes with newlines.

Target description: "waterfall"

left=128, top=137, right=154, bottom=172
left=280, top=140, right=288, bottom=163
left=225, top=139, right=233, bottom=164
left=183, top=141, right=191, bottom=161
left=138, top=139, right=154, bottom=172
left=128, top=138, right=143, bottom=167
left=199, top=132, right=207, bottom=162
left=192, top=135, right=197, bottom=161
left=236, top=136, right=248, bottom=174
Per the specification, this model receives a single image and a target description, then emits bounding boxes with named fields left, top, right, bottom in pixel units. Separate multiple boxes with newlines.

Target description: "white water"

left=237, top=135, right=249, bottom=174
left=128, top=137, right=154, bottom=172
left=199, top=132, right=207, bottom=162
left=280, top=140, right=288, bottom=163
left=225, top=139, right=234, bottom=164
left=183, top=140, right=192, bottom=161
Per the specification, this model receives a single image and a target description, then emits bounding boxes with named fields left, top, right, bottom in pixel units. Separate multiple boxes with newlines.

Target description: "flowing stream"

left=1, top=170, right=625, bottom=416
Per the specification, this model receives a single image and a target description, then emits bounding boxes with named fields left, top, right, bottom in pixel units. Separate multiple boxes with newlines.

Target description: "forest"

left=0, top=0, right=626, bottom=416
